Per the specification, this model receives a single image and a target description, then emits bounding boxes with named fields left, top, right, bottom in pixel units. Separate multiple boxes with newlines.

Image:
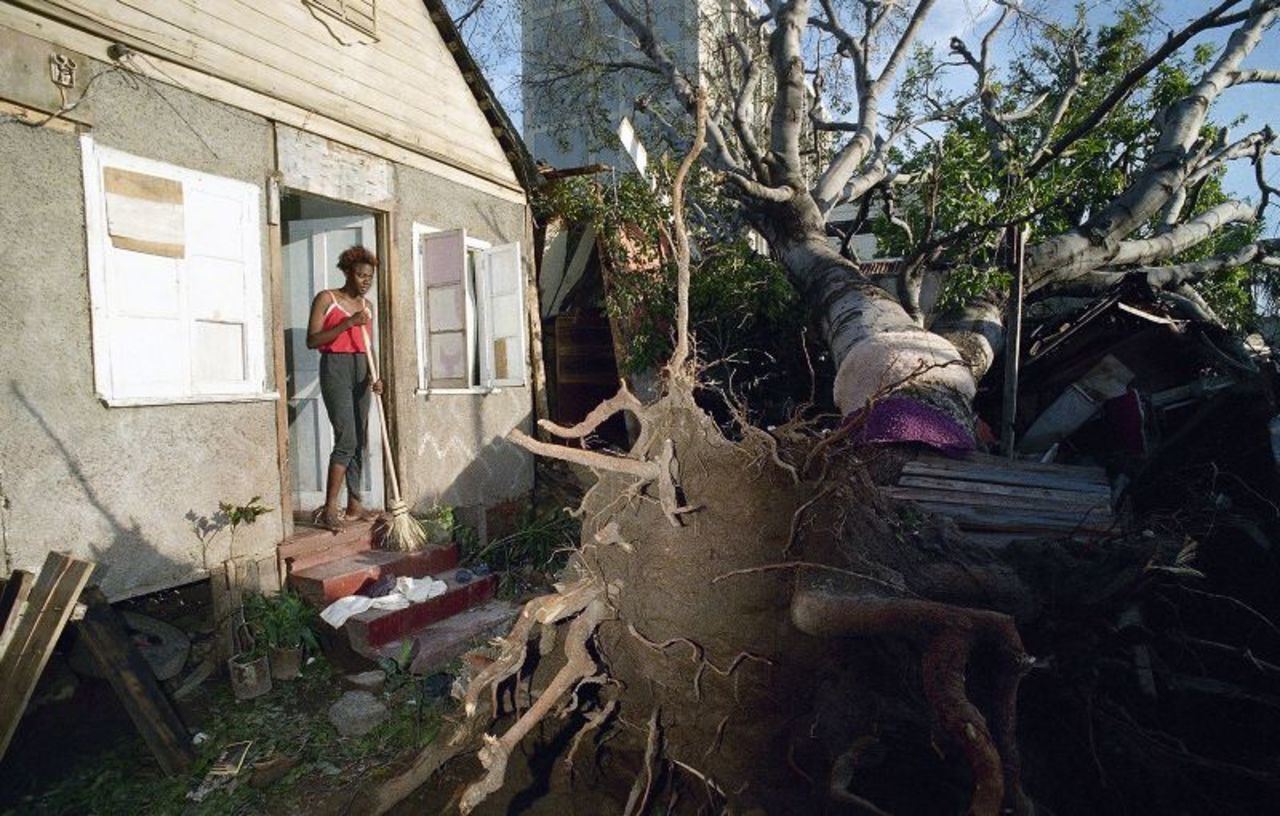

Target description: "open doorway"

left=281, top=192, right=385, bottom=516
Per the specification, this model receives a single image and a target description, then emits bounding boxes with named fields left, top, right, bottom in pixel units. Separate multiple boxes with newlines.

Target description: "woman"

left=306, top=245, right=385, bottom=532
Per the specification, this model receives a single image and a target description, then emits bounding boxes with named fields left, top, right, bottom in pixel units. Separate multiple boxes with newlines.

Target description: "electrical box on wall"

left=0, top=25, right=93, bottom=124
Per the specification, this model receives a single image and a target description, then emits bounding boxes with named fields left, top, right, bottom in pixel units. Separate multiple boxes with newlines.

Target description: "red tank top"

left=318, top=292, right=370, bottom=354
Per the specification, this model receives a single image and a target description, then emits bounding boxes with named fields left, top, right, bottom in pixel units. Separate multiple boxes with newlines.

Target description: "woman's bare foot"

left=343, top=502, right=382, bottom=523
left=314, top=505, right=345, bottom=533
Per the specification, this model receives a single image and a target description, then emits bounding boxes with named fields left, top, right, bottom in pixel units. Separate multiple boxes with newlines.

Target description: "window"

left=413, top=225, right=525, bottom=392
left=81, top=137, right=270, bottom=405
left=304, top=0, right=377, bottom=37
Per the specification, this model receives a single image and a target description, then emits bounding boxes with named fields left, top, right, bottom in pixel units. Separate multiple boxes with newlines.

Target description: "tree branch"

left=1025, top=0, right=1253, bottom=180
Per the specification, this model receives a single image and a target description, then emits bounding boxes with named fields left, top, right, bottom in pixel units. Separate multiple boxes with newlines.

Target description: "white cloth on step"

left=320, top=576, right=447, bottom=628
left=320, top=592, right=410, bottom=628
left=397, top=575, right=448, bottom=603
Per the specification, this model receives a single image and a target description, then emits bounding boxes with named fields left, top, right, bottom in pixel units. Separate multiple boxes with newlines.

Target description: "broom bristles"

left=381, top=499, right=428, bottom=552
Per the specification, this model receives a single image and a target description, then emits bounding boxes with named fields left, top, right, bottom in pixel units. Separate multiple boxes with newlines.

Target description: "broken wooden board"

left=78, top=587, right=196, bottom=776
left=0, top=553, right=95, bottom=760
left=0, top=571, right=35, bottom=664
left=891, top=453, right=1117, bottom=543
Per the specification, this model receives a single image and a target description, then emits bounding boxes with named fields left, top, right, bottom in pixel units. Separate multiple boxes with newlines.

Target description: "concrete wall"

left=388, top=165, right=535, bottom=516
left=0, top=58, right=283, bottom=600
left=1, top=31, right=535, bottom=599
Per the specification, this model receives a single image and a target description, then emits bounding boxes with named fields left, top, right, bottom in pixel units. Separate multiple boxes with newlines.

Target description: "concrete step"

left=288, top=544, right=459, bottom=605
left=345, top=568, right=498, bottom=653
left=279, top=520, right=377, bottom=573
left=386, top=599, right=519, bottom=675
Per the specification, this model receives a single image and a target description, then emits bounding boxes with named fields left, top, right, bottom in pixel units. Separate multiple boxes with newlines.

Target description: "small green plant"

left=417, top=504, right=455, bottom=546
left=464, top=507, right=578, bottom=595
left=377, top=639, right=416, bottom=693
left=244, top=589, right=320, bottom=652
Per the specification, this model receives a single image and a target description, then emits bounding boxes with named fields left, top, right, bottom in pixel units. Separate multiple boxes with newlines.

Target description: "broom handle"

left=360, top=325, right=403, bottom=504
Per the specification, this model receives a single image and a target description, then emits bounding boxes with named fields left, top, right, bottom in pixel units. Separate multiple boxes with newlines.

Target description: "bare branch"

left=1227, top=68, right=1280, bottom=86
left=669, top=91, right=707, bottom=380
left=768, top=0, right=810, bottom=178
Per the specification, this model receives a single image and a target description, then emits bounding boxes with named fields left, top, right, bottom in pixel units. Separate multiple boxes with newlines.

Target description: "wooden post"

left=78, top=587, right=196, bottom=776
left=0, top=553, right=95, bottom=760
left=1001, top=226, right=1027, bottom=459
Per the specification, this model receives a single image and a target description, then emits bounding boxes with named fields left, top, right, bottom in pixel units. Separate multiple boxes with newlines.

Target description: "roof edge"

left=422, top=0, right=542, bottom=194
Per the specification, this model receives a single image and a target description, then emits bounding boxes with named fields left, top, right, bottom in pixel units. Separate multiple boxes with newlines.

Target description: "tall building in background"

left=521, top=0, right=755, bottom=170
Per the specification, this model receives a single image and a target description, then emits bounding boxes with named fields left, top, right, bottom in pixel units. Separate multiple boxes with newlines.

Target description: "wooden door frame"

left=269, top=188, right=398, bottom=530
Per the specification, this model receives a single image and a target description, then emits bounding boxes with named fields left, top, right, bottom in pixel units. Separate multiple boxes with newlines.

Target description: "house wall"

left=275, top=125, right=536, bottom=517
left=0, top=56, right=283, bottom=600
left=0, top=6, right=536, bottom=599
left=389, top=164, right=535, bottom=513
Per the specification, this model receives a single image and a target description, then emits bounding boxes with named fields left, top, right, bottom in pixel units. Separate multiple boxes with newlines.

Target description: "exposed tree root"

left=622, top=708, right=662, bottom=816
left=351, top=701, right=490, bottom=815
left=461, top=596, right=608, bottom=814
left=791, top=589, right=1035, bottom=816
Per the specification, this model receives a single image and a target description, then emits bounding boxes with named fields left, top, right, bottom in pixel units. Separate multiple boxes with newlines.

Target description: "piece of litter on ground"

left=210, top=740, right=253, bottom=776
left=191, top=731, right=210, bottom=746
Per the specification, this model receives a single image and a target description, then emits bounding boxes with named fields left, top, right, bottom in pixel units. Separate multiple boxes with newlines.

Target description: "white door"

left=283, top=216, right=384, bottom=512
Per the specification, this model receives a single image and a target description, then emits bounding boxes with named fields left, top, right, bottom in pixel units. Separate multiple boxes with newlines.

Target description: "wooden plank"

left=951, top=451, right=1108, bottom=479
left=896, top=475, right=1111, bottom=506
left=0, top=553, right=95, bottom=760
left=884, top=485, right=1112, bottom=516
left=77, top=587, right=196, bottom=776
left=903, top=502, right=1116, bottom=534
left=0, top=5, right=526, bottom=203
left=39, top=0, right=514, bottom=179
left=901, top=461, right=1111, bottom=495
left=0, top=571, right=36, bottom=663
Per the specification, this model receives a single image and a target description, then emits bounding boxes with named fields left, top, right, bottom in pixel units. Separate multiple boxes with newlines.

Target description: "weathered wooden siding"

left=32, top=0, right=517, bottom=186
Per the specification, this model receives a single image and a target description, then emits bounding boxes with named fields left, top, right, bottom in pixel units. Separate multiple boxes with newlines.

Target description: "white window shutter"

left=81, top=137, right=267, bottom=404
left=479, top=242, right=525, bottom=388
left=186, top=175, right=264, bottom=395
left=419, top=229, right=469, bottom=389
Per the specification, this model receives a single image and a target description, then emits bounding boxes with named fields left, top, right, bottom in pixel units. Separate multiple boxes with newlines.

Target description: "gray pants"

left=319, top=353, right=371, bottom=498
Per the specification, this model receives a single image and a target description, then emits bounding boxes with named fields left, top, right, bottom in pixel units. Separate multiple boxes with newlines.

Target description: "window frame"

left=412, top=223, right=525, bottom=395
left=81, top=136, right=275, bottom=407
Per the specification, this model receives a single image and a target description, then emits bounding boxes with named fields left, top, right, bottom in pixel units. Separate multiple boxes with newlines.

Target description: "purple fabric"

left=845, top=396, right=975, bottom=457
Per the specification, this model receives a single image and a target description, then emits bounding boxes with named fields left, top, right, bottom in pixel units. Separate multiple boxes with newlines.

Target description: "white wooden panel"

left=186, top=256, right=246, bottom=321
left=430, top=331, right=467, bottom=381
left=481, top=241, right=525, bottom=387
left=111, top=252, right=181, bottom=318
left=186, top=186, right=246, bottom=261
left=44, top=0, right=518, bottom=184
left=111, top=316, right=186, bottom=395
left=192, top=320, right=247, bottom=384
left=82, top=137, right=267, bottom=404
left=427, top=285, right=464, bottom=332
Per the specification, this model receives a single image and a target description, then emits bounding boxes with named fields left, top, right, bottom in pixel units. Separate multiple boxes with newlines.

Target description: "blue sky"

left=464, top=1, right=1278, bottom=230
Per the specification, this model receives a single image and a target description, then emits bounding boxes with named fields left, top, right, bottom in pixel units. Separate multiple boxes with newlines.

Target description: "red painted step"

left=289, top=544, right=459, bottom=605
left=400, top=599, right=519, bottom=675
left=345, top=568, right=498, bottom=652
left=279, top=520, right=377, bottom=573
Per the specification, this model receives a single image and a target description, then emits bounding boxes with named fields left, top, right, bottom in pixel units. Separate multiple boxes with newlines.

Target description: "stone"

left=342, top=669, right=387, bottom=695
left=327, top=690, right=388, bottom=738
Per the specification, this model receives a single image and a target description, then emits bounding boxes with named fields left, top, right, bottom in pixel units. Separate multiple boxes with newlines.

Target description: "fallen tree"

left=359, top=2, right=1280, bottom=812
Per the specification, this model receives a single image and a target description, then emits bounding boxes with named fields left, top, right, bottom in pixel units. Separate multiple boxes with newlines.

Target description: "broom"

left=360, top=326, right=427, bottom=552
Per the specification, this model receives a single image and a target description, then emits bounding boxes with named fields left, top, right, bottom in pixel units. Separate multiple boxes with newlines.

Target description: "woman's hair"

left=337, top=245, right=378, bottom=274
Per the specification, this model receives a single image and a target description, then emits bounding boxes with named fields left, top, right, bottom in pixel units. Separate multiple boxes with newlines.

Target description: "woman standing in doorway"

left=306, top=245, right=384, bottom=532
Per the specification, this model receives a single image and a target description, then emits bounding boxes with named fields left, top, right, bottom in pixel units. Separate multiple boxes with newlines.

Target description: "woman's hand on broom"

left=372, top=379, right=384, bottom=395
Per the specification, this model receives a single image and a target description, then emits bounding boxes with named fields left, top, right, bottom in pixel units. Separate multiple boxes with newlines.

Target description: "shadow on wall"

left=9, top=381, right=275, bottom=597
left=417, top=401, right=535, bottom=531
left=8, top=380, right=179, bottom=592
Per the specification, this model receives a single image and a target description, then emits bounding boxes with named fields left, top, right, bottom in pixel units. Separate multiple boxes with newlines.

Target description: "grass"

left=9, top=658, right=445, bottom=816
left=459, top=506, right=578, bottom=596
